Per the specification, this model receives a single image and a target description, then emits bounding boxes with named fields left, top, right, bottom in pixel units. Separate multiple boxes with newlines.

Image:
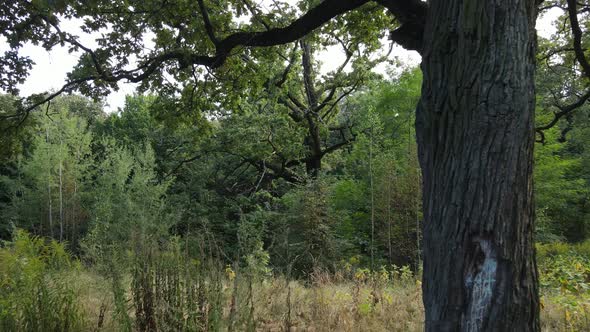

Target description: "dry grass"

left=76, top=271, right=119, bottom=331
left=253, top=278, right=423, bottom=331
left=540, top=294, right=590, bottom=331
left=73, top=271, right=589, bottom=331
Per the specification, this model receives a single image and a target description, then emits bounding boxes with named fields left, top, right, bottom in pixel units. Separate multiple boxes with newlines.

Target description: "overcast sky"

left=0, top=7, right=561, bottom=112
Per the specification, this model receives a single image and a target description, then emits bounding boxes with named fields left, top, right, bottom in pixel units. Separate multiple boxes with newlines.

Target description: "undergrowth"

left=0, top=230, right=84, bottom=332
left=538, top=241, right=590, bottom=331
left=2, top=231, right=590, bottom=331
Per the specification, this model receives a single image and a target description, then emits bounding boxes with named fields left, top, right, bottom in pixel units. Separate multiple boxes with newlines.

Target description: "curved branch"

left=321, top=134, right=356, bottom=157
left=213, top=0, right=370, bottom=64
left=534, top=0, right=590, bottom=142
left=535, top=87, right=590, bottom=138
left=378, top=0, right=427, bottom=52
left=9, top=0, right=373, bottom=119
left=274, top=45, right=299, bottom=88
left=197, top=0, right=219, bottom=45
left=241, top=0, right=271, bottom=31
left=0, top=76, right=95, bottom=128
left=567, top=0, right=590, bottom=78
left=320, top=80, right=360, bottom=121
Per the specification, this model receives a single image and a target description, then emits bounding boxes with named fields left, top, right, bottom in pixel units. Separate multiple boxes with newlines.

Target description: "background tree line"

left=1, top=64, right=589, bottom=277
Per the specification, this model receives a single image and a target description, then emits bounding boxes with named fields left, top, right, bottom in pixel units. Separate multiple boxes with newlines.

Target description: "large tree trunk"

left=416, top=1, right=540, bottom=331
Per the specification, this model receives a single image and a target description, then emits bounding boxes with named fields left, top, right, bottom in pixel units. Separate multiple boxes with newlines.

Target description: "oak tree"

left=3, top=0, right=590, bottom=330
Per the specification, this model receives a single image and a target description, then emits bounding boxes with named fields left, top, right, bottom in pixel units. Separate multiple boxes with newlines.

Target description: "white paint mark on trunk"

left=464, top=239, right=497, bottom=331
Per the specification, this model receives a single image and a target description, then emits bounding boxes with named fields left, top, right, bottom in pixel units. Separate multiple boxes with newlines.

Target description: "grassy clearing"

left=76, top=271, right=425, bottom=332
left=72, top=271, right=589, bottom=331
left=3, top=233, right=590, bottom=331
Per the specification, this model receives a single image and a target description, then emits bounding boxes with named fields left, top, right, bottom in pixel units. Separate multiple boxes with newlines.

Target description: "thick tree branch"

left=215, top=0, right=369, bottom=60
left=162, top=153, right=206, bottom=180
left=274, top=45, right=299, bottom=88
left=301, top=40, right=319, bottom=110
left=377, top=0, right=427, bottom=52
left=279, top=96, right=305, bottom=122
left=535, top=0, right=590, bottom=142
left=197, top=0, right=219, bottom=45
left=535, top=87, right=590, bottom=142
left=10, top=0, right=373, bottom=118
left=321, top=139, right=354, bottom=157
left=567, top=0, right=590, bottom=78
left=313, top=49, right=354, bottom=114
left=287, top=92, right=307, bottom=111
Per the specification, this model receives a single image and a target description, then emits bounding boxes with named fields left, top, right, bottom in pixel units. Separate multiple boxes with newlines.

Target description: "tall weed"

left=0, top=230, right=84, bottom=331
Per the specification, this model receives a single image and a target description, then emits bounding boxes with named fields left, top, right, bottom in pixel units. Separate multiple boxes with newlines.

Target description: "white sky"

left=0, top=7, right=561, bottom=112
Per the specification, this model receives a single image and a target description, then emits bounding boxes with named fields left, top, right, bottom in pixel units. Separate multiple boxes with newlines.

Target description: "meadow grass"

left=3, top=233, right=589, bottom=331
left=73, top=270, right=588, bottom=331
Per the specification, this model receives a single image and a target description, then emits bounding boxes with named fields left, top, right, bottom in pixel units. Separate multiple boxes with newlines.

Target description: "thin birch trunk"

left=46, top=126, right=54, bottom=238
left=59, top=140, right=64, bottom=242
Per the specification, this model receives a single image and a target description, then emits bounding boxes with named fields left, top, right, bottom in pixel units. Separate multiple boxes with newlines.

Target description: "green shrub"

left=539, top=252, right=590, bottom=295
left=537, top=242, right=590, bottom=296
left=0, top=230, right=84, bottom=331
left=537, top=240, right=590, bottom=261
left=536, top=241, right=590, bottom=330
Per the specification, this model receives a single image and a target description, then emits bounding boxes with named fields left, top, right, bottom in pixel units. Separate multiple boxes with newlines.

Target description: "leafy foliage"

left=0, top=230, right=84, bottom=332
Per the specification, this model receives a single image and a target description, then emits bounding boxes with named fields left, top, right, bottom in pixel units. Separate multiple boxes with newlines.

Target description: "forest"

left=1, top=0, right=590, bottom=331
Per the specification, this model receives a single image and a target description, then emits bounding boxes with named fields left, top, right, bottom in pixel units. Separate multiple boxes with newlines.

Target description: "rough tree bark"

left=416, top=1, right=540, bottom=331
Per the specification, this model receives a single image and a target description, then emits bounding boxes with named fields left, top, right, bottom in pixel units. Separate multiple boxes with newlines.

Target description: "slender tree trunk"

left=409, top=118, right=421, bottom=271
left=417, top=1, right=539, bottom=331
left=46, top=126, right=54, bottom=238
left=59, top=140, right=64, bottom=242
left=72, top=147, right=81, bottom=245
left=387, top=166, right=393, bottom=266
left=72, top=174, right=77, bottom=245
left=369, top=126, right=375, bottom=271
left=415, top=167, right=421, bottom=271
left=47, top=181, right=53, bottom=237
